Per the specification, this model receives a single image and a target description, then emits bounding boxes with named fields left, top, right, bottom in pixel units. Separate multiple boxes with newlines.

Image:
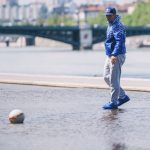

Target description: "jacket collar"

left=108, top=15, right=120, bottom=25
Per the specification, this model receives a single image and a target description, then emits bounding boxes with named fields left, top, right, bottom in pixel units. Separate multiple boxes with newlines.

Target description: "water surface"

left=0, top=83, right=150, bottom=150
left=0, top=47, right=149, bottom=78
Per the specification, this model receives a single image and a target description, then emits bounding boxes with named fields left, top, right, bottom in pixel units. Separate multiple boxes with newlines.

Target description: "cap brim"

left=105, top=13, right=113, bottom=16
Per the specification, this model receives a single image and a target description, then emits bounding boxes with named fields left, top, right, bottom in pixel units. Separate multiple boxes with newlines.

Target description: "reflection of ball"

left=9, top=109, right=25, bottom=124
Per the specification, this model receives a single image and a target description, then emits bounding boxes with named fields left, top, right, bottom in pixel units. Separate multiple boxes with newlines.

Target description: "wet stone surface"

left=0, top=83, right=150, bottom=150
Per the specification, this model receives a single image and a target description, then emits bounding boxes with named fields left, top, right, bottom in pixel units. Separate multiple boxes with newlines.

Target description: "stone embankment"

left=0, top=35, right=149, bottom=49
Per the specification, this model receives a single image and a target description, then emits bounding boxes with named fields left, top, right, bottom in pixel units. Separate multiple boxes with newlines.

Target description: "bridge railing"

left=0, top=25, right=150, bottom=50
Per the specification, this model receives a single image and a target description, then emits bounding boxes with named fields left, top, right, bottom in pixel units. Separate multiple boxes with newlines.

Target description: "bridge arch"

left=0, top=25, right=150, bottom=50
left=35, top=37, right=72, bottom=49
left=92, top=26, right=150, bottom=44
left=0, top=26, right=80, bottom=49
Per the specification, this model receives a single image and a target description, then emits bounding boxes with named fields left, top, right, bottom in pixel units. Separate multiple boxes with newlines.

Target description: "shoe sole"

left=103, top=107, right=118, bottom=109
left=118, top=99, right=130, bottom=106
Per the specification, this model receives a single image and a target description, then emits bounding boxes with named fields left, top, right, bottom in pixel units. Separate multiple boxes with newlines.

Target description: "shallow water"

left=0, top=83, right=150, bottom=150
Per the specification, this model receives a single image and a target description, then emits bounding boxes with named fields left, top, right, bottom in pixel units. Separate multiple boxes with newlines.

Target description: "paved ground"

left=0, top=73, right=150, bottom=92
left=0, top=83, right=150, bottom=150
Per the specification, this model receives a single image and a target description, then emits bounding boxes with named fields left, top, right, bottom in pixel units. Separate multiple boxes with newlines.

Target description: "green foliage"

left=62, top=17, right=76, bottom=26
left=45, top=15, right=75, bottom=26
left=87, top=2, right=150, bottom=26
left=37, top=18, right=45, bottom=26
left=37, top=1, right=150, bottom=26
left=87, top=13, right=107, bottom=26
left=122, top=2, right=150, bottom=26
left=20, top=21, right=33, bottom=26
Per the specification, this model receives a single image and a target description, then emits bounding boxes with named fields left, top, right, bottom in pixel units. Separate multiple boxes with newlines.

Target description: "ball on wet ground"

left=8, top=109, right=25, bottom=124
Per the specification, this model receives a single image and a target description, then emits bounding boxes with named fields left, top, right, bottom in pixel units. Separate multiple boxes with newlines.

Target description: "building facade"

left=0, top=2, right=47, bottom=25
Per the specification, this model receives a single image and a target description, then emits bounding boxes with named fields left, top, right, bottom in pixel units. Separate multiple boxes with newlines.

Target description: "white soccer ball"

left=8, top=109, right=25, bottom=124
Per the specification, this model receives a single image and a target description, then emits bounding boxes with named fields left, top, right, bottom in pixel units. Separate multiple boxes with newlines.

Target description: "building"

left=0, top=2, right=46, bottom=25
left=0, top=0, right=18, bottom=6
left=72, top=0, right=103, bottom=5
left=6, top=0, right=18, bottom=6
left=0, top=0, right=7, bottom=5
left=52, top=0, right=77, bottom=15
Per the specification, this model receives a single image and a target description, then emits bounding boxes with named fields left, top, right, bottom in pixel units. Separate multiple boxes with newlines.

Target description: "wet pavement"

left=0, top=83, right=150, bottom=150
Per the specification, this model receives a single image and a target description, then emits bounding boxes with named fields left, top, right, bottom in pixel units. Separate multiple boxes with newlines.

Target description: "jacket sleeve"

left=111, top=25, right=125, bottom=56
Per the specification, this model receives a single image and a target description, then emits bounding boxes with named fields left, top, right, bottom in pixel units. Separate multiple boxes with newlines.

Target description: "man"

left=103, top=7, right=130, bottom=109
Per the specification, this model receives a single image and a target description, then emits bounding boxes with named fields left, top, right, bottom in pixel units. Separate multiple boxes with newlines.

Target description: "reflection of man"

left=103, top=7, right=130, bottom=109
left=5, top=37, right=10, bottom=47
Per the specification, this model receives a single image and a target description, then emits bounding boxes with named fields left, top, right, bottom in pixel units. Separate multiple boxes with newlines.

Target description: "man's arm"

left=111, top=25, right=125, bottom=56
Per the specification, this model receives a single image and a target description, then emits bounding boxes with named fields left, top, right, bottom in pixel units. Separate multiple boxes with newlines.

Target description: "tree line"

left=37, top=2, right=150, bottom=26
left=88, top=2, right=150, bottom=26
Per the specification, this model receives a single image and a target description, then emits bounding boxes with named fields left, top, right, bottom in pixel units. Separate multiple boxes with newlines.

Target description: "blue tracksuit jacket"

left=105, top=15, right=126, bottom=56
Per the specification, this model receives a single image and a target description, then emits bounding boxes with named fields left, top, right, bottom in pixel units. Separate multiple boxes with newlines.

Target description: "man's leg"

left=110, top=63, right=120, bottom=105
left=103, top=57, right=118, bottom=109
left=103, top=54, right=129, bottom=109
left=119, top=87, right=126, bottom=99
left=110, top=54, right=126, bottom=105
left=103, top=57, right=110, bottom=86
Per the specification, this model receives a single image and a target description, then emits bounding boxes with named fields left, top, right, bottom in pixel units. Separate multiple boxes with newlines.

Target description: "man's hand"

left=110, top=56, right=117, bottom=64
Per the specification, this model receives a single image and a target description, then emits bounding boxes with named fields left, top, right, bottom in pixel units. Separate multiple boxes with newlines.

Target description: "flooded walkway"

left=0, top=83, right=150, bottom=150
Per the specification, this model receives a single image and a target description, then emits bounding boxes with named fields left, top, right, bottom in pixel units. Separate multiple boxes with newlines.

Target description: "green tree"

left=45, top=15, right=75, bottom=26
left=36, top=1, right=150, bottom=26
left=87, top=12, right=107, bottom=26
left=122, top=2, right=150, bottom=26
left=87, top=1, right=150, bottom=26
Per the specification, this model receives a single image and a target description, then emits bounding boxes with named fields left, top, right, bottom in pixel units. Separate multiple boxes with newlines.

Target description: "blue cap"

left=105, top=7, right=116, bottom=15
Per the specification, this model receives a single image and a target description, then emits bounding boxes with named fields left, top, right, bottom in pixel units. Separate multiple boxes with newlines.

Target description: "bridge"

left=92, top=26, right=150, bottom=44
left=0, top=25, right=150, bottom=50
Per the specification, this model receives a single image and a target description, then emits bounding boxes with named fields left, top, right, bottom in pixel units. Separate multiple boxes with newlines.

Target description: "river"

left=0, top=47, right=149, bottom=78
